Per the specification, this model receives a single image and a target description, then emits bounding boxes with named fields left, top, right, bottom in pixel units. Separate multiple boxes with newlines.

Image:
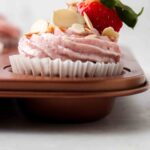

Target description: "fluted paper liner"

left=9, top=55, right=123, bottom=77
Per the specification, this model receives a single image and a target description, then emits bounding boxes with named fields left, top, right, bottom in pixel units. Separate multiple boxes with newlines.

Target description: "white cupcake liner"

left=9, top=55, right=123, bottom=78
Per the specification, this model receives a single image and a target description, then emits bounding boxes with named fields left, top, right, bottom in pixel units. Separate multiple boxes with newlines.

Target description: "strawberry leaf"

left=100, top=0, right=117, bottom=8
left=101, top=0, right=144, bottom=28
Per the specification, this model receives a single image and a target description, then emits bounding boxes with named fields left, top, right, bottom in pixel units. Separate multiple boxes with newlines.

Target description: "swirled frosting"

left=18, top=27, right=121, bottom=63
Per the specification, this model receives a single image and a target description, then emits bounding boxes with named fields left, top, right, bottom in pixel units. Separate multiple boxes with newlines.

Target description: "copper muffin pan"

left=0, top=48, right=149, bottom=122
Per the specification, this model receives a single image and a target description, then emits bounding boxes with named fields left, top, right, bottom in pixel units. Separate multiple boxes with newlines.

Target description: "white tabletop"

left=0, top=0, right=150, bottom=150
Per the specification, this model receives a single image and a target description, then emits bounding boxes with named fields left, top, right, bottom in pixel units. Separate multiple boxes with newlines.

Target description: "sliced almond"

left=52, top=9, right=85, bottom=28
left=69, top=23, right=85, bottom=34
left=67, top=1, right=78, bottom=12
left=83, top=12, right=94, bottom=30
left=68, top=6, right=77, bottom=12
left=85, top=28, right=93, bottom=33
left=59, top=27, right=66, bottom=32
left=30, top=19, right=49, bottom=33
left=24, top=32, right=39, bottom=38
left=47, top=24, right=55, bottom=33
left=85, top=34, right=97, bottom=39
left=66, top=0, right=78, bottom=7
left=77, top=13, right=85, bottom=25
left=102, top=27, right=119, bottom=41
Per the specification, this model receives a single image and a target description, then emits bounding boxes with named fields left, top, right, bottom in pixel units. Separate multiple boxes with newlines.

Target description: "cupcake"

left=0, top=15, right=20, bottom=53
left=9, top=0, right=143, bottom=78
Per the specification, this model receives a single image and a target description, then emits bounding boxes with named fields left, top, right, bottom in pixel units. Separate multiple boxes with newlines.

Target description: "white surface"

left=0, top=0, right=150, bottom=150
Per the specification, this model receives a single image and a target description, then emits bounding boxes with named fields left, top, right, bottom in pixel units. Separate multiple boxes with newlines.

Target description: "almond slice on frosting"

left=52, top=9, right=85, bottom=28
left=85, top=34, right=97, bottom=39
left=83, top=12, right=94, bottom=30
left=67, top=0, right=78, bottom=12
left=102, top=27, right=119, bottom=41
left=69, top=23, right=85, bottom=34
left=30, top=19, right=49, bottom=33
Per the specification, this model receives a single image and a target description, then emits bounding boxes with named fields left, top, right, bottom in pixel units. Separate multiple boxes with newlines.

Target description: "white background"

left=0, top=0, right=150, bottom=150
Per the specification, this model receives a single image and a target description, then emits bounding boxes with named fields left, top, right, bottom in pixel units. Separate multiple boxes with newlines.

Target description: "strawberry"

left=77, top=1, right=123, bottom=33
left=78, top=0, right=144, bottom=33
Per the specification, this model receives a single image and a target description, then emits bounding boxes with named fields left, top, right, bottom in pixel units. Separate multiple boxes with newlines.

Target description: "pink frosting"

left=18, top=28, right=121, bottom=63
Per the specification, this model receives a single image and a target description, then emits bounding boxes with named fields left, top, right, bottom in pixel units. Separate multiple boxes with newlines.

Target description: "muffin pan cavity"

left=0, top=48, right=149, bottom=122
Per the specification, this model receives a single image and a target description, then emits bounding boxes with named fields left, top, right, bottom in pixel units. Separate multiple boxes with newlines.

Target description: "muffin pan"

left=0, top=48, right=149, bottom=122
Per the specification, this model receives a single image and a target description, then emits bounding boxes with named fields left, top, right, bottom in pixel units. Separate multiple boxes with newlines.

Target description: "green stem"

left=101, top=0, right=144, bottom=28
